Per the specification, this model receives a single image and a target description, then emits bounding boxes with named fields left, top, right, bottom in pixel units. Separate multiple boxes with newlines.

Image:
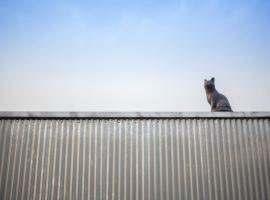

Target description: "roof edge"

left=0, top=112, right=270, bottom=119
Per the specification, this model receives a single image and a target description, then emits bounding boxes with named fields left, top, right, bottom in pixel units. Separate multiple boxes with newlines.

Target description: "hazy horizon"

left=1, top=0, right=270, bottom=112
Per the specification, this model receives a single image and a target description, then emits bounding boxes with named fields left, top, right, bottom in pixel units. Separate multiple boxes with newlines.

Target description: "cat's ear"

left=211, top=77, right=215, bottom=83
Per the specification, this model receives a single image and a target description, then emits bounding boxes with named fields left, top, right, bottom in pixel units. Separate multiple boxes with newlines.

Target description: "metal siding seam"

left=167, top=120, right=172, bottom=199
left=262, top=119, right=270, bottom=199
left=204, top=119, right=213, bottom=200
left=212, top=120, right=219, bottom=199
left=164, top=120, right=169, bottom=200
left=184, top=119, right=194, bottom=200
left=147, top=120, right=151, bottom=200
left=0, top=120, right=4, bottom=157
left=242, top=119, right=255, bottom=200
left=114, top=120, right=120, bottom=199
left=63, top=121, right=69, bottom=199
left=4, top=122, right=17, bottom=199
left=156, top=120, right=161, bottom=200
left=104, top=121, right=110, bottom=198
left=153, top=120, right=157, bottom=200
left=146, top=122, right=149, bottom=196
left=21, top=120, right=33, bottom=199
left=226, top=120, right=235, bottom=200
left=158, top=120, right=163, bottom=200
left=237, top=119, right=248, bottom=200
left=135, top=120, right=139, bottom=200
left=147, top=120, right=150, bottom=199
left=78, top=121, right=84, bottom=200
left=99, top=120, right=104, bottom=200
left=220, top=119, right=230, bottom=200
left=259, top=119, right=270, bottom=199
left=231, top=119, right=242, bottom=199
left=7, top=120, right=17, bottom=200
left=118, top=120, right=122, bottom=200
left=81, top=121, right=86, bottom=200
left=208, top=119, right=218, bottom=200
left=225, top=120, right=232, bottom=200
left=126, top=120, right=130, bottom=199
left=53, top=121, right=60, bottom=199
left=248, top=119, right=260, bottom=199
left=0, top=120, right=8, bottom=184
left=194, top=119, right=199, bottom=199
left=202, top=119, right=209, bottom=199
left=193, top=119, right=200, bottom=200
left=4, top=120, right=15, bottom=200
left=126, top=120, right=131, bottom=200
left=70, top=121, right=76, bottom=200
left=15, top=120, right=29, bottom=200
left=43, top=121, right=53, bottom=200
left=81, top=121, right=85, bottom=199
left=40, top=121, right=50, bottom=200
left=75, top=121, right=82, bottom=200
left=102, top=121, right=107, bottom=199
left=175, top=119, right=181, bottom=199
left=56, top=121, right=65, bottom=200
left=0, top=119, right=4, bottom=179
left=27, top=120, right=39, bottom=200
left=132, top=120, right=137, bottom=200
left=123, top=120, right=128, bottom=200
left=154, top=120, right=160, bottom=200
left=111, top=120, right=116, bottom=200
left=244, top=120, right=253, bottom=200
left=50, top=120, right=59, bottom=199
left=170, top=120, right=176, bottom=200
left=265, top=120, right=270, bottom=164
left=141, top=120, right=145, bottom=200
left=181, top=119, right=187, bottom=200
left=105, top=120, right=111, bottom=200
left=215, top=119, right=225, bottom=200
left=192, top=120, right=197, bottom=199
left=72, top=121, right=78, bottom=200
left=95, top=120, right=100, bottom=200
left=63, top=121, right=71, bottom=200
left=119, top=120, right=123, bottom=199
left=87, top=121, right=93, bottom=200
left=74, top=121, right=79, bottom=200
left=129, top=120, right=133, bottom=200
left=93, top=120, right=98, bottom=200
left=215, top=119, right=222, bottom=199
left=190, top=120, right=197, bottom=200
left=32, top=121, right=43, bottom=200
left=254, top=119, right=266, bottom=200
left=254, top=119, right=265, bottom=199
left=189, top=119, right=194, bottom=198
left=198, top=119, right=206, bottom=200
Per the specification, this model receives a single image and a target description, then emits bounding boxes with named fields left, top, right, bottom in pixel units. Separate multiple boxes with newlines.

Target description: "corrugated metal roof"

left=0, top=112, right=269, bottom=200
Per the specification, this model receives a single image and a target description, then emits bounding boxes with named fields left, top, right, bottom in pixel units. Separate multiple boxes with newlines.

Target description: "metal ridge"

left=0, top=112, right=269, bottom=119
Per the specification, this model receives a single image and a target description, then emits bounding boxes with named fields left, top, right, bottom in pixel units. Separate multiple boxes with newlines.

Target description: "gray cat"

left=204, top=77, right=233, bottom=112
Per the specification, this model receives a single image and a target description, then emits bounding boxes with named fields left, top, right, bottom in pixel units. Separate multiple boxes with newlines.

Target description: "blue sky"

left=0, top=0, right=270, bottom=111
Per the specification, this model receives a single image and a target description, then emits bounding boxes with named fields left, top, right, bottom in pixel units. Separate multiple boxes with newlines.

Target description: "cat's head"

left=204, top=77, right=215, bottom=90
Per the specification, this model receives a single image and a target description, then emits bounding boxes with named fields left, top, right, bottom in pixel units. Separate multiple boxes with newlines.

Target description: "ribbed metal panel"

left=0, top=117, right=270, bottom=200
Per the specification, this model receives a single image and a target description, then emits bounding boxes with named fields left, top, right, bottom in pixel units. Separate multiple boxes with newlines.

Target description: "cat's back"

left=216, top=92, right=232, bottom=111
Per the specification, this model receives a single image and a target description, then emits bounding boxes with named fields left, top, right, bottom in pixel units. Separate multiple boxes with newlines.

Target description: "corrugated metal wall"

left=0, top=118, right=270, bottom=200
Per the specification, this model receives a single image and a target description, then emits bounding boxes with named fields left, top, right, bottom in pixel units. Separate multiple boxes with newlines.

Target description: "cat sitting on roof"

left=204, top=77, right=233, bottom=112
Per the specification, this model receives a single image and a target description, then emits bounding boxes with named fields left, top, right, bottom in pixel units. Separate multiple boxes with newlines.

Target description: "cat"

left=204, top=77, right=233, bottom=112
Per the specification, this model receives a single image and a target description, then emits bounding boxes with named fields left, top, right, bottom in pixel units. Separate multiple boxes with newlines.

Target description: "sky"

left=0, top=0, right=269, bottom=111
